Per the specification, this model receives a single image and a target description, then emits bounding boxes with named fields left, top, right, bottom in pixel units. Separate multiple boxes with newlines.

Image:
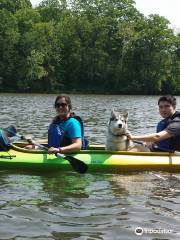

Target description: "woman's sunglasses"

left=55, top=103, right=68, bottom=108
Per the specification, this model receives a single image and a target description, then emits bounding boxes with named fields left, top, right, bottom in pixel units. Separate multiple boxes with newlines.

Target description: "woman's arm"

left=48, top=138, right=82, bottom=154
left=60, top=138, right=82, bottom=153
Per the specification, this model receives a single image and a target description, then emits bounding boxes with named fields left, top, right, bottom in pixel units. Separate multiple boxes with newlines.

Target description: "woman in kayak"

left=127, top=95, right=180, bottom=152
left=48, top=94, right=87, bottom=154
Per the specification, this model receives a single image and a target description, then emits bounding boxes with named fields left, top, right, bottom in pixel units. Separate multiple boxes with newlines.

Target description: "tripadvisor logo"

left=135, top=227, right=143, bottom=236
left=135, top=227, right=172, bottom=235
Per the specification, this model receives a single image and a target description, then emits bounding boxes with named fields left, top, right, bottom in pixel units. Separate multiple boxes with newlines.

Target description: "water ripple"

left=0, top=94, right=180, bottom=239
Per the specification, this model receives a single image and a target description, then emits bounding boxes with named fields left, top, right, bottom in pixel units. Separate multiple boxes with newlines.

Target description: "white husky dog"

left=106, top=110, right=149, bottom=152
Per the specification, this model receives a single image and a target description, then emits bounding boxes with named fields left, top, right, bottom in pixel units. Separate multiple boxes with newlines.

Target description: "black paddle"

left=3, top=126, right=88, bottom=174
left=27, top=139, right=88, bottom=174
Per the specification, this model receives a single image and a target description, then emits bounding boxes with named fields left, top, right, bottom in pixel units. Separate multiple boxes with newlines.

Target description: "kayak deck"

left=0, top=143, right=180, bottom=172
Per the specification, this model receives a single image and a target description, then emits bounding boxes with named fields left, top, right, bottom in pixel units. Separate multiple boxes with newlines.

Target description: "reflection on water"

left=0, top=171, right=179, bottom=239
left=0, top=94, right=180, bottom=239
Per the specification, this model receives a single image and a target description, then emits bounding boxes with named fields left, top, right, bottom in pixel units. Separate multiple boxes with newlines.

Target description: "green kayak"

left=0, top=143, right=180, bottom=173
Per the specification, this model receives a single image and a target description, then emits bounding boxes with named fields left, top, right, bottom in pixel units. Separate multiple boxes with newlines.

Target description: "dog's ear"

left=111, top=108, right=115, bottom=114
left=123, top=112, right=128, bottom=121
left=110, top=109, right=116, bottom=120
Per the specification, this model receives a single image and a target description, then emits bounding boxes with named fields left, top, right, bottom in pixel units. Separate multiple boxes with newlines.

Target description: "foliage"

left=0, top=0, right=179, bottom=94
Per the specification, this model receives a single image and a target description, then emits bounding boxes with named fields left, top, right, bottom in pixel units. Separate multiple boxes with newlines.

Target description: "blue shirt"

left=48, top=116, right=86, bottom=148
left=59, top=118, right=82, bottom=139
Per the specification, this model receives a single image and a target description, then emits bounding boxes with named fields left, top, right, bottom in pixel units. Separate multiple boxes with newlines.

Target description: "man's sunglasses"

left=55, top=103, right=68, bottom=108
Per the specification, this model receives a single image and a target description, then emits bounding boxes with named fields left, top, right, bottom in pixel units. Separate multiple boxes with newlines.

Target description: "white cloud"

left=30, top=0, right=41, bottom=6
left=134, top=0, right=180, bottom=28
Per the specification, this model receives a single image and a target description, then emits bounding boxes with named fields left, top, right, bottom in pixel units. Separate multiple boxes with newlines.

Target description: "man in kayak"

left=127, top=95, right=180, bottom=152
left=48, top=94, right=87, bottom=154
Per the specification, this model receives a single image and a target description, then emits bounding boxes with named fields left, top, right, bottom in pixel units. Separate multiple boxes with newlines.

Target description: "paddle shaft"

left=5, top=128, right=71, bottom=158
left=4, top=126, right=88, bottom=173
left=28, top=139, right=65, bottom=158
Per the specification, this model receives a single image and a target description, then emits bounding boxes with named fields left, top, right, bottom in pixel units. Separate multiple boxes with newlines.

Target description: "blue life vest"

left=48, top=114, right=88, bottom=149
left=156, top=111, right=180, bottom=151
left=156, top=119, right=170, bottom=150
left=48, top=124, right=63, bottom=148
left=72, top=114, right=88, bottom=150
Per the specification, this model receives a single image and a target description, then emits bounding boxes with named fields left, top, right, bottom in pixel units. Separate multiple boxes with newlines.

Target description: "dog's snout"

left=118, top=124, right=122, bottom=128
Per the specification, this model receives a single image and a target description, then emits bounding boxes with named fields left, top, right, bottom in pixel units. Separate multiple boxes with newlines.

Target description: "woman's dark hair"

left=158, top=95, right=176, bottom=107
left=54, top=94, right=72, bottom=110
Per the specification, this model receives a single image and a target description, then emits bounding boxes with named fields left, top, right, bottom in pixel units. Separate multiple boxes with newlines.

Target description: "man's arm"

left=127, top=130, right=172, bottom=142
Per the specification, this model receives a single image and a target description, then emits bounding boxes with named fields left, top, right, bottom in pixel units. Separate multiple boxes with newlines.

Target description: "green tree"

left=130, top=14, right=176, bottom=94
left=0, top=0, right=32, bottom=14
left=15, top=8, right=41, bottom=33
left=16, top=21, right=62, bottom=92
left=0, top=9, right=20, bottom=91
left=38, top=0, right=67, bottom=22
left=0, top=0, right=180, bottom=94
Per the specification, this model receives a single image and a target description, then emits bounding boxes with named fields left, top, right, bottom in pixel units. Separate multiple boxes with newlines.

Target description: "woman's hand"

left=48, top=147, right=61, bottom=154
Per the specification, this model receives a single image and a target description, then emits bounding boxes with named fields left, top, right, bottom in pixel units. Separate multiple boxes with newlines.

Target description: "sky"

left=30, top=0, right=180, bottom=29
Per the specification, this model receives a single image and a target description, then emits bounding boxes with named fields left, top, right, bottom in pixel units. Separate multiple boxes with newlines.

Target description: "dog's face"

left=108, top=110, right=128, bottom=135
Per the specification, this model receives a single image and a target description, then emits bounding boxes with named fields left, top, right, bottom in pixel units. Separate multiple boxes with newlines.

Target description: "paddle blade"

left=64, top=155, right=88, bottom=174
left=0, top=129, right=10, bottom=149
left=3, top=125, right=17, bottom=137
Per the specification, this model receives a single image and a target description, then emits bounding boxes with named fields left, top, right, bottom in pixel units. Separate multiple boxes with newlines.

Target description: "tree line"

left=0, top=0, right=180, bottom=94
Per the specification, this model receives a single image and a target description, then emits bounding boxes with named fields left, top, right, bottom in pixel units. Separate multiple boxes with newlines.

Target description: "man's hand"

left=125, top=130, right=133, bottom=140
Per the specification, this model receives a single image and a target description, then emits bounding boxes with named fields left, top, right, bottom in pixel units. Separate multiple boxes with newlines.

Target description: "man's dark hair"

left=158, top=95, right=176, bottom=107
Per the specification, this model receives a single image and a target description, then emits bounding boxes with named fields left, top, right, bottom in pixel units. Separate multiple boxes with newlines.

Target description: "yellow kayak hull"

left=0, top=143, right=180, bottom=172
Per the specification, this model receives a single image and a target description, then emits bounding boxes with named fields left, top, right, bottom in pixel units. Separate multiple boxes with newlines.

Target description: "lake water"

left=0, top=93, right=180, bottom=240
